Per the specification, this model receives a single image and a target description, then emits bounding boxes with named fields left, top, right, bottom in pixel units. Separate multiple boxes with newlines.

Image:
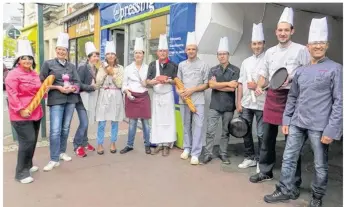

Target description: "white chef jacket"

left=238, top=52, right=266, bottom=110
left=258, top=42, right=311, bottom=90
left=122, top=62, right=149, bottom=93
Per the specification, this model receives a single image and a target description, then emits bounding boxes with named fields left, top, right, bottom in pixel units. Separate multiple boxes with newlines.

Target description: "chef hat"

left=16, top=39, right=34, bottom=58
left=134, top=37, right=144, bottom=52
left=217, top=37, right=229, bottom=53
left=186, top=31, right=197, bottom=46
left=308, top=17, right=328, bottom=43
left=105, top=41, right=116, bottom=54
left=158, top=34, right=168, bottom=50
left=85, top=42, right=97, bottom=56
left=278, top=7, right=294, bottom=26
left=56, top=32, right=69, bottom=49
left=252, top=23, right=265, bottom=42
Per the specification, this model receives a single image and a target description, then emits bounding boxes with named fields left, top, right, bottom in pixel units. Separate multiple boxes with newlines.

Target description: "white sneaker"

left=19, top=176, right=34, bottom=184
left=180, top=150, right=190, bottom=160
left=43, top=161, right=60, bottom=172
left=256, top=163, right=260, bottom=173
left=59, top=153, right=72, bottom=162
left=190, top=156, right=199, bottom=165
left=238, top=158, right=257, bottom=169
left=29, top=166, right=39, bottom=173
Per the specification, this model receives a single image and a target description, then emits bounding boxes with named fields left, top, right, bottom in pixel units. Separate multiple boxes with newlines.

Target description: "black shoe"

left=264, top=189, right=290, bottom=203
left=145, top=146, right=151, bottom=154
left=249, top=173, right=273, bottom=183
left=310, top=196, right=322, bottom=207
left=110, top=149, right=117, bottom=154
left=201, top=155, right=212, bottom=164
left=290, top=188, right=300, bottom=200
left=219, top=155, right=231, bottom=164
left=120, top=146, right=133, bottom=154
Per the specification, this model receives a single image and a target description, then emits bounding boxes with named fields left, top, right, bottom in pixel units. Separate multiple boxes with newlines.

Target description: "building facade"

left=62, top=3, right=101, bottom=68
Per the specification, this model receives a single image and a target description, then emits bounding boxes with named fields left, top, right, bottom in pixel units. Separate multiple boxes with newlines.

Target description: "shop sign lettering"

left=113, top=3, right=155, bottom=22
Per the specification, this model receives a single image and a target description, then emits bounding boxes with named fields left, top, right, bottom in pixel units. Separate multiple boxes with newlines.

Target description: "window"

left=128, top=14, right=170, bottom=65
left=76, top=35, right=94, bottom=66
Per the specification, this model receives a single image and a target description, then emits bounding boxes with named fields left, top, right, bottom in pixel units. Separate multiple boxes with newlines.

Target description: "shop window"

left=76, top=35, right=94, bottom=67
left=128, top=14, right=170, bottom=65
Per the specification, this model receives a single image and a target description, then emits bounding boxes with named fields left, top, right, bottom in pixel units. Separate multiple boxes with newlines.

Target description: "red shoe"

left=75, top=146, right=87, bottom=158
left=84, top=144, right=95, bottom=151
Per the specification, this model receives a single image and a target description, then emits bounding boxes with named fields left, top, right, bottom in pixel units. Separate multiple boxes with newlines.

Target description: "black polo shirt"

left=146, top=60, right=178, bottom=80
left=208, top=63, right=240, bottom=112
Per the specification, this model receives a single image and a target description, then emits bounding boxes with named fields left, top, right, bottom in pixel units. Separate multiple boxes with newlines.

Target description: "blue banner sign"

left=99, top=3, right=173, bottom=27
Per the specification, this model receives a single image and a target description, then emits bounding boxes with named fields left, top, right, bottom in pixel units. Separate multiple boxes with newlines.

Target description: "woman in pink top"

left=5, top=40, right=44, bottom=184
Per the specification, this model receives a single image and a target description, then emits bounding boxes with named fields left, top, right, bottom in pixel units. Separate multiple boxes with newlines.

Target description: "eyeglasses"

left=309, top=42, right=327, bottom=46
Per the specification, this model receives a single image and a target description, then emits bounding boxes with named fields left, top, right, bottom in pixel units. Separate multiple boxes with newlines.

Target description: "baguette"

left=25, top=75, right=55, bottom=113
left=174, top=77, right=197, bottom=113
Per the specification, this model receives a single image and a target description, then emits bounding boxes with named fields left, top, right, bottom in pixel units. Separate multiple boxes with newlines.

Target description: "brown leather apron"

left=263, top=89, right=289, bottom=125
left=125, top=91, right=151, bottom=119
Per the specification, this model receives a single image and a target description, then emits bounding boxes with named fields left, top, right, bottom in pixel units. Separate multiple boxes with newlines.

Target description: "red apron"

left=125, top=91, right=151, bottom=119
left=263, top=89, right=289, bottom=125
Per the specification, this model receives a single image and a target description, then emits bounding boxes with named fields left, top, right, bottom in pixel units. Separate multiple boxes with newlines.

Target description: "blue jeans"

left=127, top=119, right=150, bottom=148
left=278, top=125, right=329, bottom=198
left=97, top=121, right=119, bottom=145
left=73, top=107, right=89, bottom=150
left=49, top=103, right=75, bottom=162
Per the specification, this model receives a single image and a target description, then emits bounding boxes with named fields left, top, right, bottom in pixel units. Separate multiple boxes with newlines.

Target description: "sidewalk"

left=3, top=108, right=343, bottom=207
left=4, top=131, right=296, bottom=207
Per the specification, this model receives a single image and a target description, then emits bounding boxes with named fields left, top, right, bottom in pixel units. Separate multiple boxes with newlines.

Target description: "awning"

left=61, top=3, right=96, bottom=23
left=19, top=25, right=37, bottom=42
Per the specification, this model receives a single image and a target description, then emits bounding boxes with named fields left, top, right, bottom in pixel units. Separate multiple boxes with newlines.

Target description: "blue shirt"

left=283, top=57, right=343, bottom=140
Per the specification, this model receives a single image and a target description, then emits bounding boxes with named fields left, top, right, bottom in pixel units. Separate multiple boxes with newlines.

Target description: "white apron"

left=80, top=90, right=99, bottom=125
left=96, top=75, right=124, bottom=122
left=150, top=60, right=176, bottom=144
left=80, top=72, right=98, bottom=125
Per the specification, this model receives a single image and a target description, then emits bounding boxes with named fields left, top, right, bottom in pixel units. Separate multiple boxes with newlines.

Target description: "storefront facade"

left=99, top=3, right=196, bottom=66
left=64, top=7, right=100, bottom=67
left=99, top=3, right=196, bottom=148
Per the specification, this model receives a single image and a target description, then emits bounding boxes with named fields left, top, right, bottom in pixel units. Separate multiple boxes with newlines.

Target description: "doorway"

left=111, top=29, right=125, bottom=66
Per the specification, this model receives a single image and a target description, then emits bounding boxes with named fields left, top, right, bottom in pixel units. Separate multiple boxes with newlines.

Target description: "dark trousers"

left=241, top=107, right=263, bottom=160
left=12, top=120, right=41, bottom=180
left=259, top=123, right=302, bottom=187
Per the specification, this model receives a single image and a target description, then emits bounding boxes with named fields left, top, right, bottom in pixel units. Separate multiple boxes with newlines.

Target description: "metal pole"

left=37, top=4, right=47, bottom=139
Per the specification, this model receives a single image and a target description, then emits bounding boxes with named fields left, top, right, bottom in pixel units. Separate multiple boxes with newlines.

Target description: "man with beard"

left=249, top=7, right=310, bottom=200
left=263, top=17, right=342, bottom=207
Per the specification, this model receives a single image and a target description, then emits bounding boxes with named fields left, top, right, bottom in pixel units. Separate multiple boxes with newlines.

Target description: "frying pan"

left=228, top=115, right=250, bottom=138
left=263, top=67, right=289, bottom=90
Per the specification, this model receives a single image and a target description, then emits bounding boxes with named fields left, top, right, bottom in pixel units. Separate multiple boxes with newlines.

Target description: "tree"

left=3, top=36, right=16, bottom=57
